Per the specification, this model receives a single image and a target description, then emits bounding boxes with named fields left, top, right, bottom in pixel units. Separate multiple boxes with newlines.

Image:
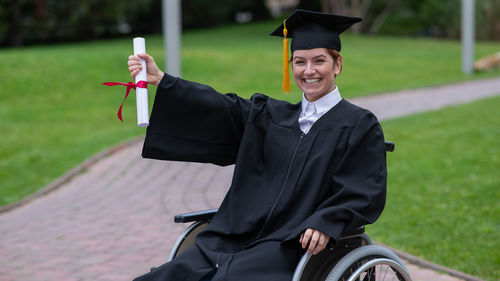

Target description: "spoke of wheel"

left=347, top=259, right=411, bottom=281
left=382, top=264, right=389, bottom=280
left=365, top=265, right=372, bottom=281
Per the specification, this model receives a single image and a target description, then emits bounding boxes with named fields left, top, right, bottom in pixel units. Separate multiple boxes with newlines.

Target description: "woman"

left=128, top=9, right=387, bottom=281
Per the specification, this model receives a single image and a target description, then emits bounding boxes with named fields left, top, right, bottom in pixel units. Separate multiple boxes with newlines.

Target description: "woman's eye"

left=294, top=61, right=305, bottom=65
left=315, top=59, right=325, bottom=64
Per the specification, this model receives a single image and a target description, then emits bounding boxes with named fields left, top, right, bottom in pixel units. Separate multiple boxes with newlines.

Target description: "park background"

left=0, top=0, right=499, bottom=280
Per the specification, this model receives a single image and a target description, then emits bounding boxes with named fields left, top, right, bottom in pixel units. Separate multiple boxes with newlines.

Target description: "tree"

left=477, top=0, right=500, bottom=40
left=317, top=0, right=402, bottom=35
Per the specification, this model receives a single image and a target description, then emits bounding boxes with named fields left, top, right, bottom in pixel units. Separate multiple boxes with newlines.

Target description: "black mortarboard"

left=270, top=9, right=362, bottom=52
left=270, top=10, right=362, bottom=93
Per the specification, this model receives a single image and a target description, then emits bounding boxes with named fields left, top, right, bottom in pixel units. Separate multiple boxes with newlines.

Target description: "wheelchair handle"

left=174, top=208, right=218, bottom=223
left=385, top=141, right=395, bottom=152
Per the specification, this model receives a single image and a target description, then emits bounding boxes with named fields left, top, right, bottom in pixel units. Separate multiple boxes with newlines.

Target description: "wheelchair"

left=167, top=141, right=412, bottom=281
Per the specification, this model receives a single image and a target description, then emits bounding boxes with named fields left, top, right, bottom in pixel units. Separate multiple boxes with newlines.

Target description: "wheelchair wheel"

left=168, top=221, right=208, bottom=261
left=293, top=231, right=373, bottom=281
left=360, top=233, right=372, bottom=246
left=325, top=245, right=412, bottom=281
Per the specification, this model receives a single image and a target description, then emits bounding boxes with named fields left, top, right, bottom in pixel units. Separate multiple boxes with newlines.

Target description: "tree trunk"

left=321, top=0, right=331, bottom=13
left=350, top=0, right=364, bottom=33
left=357, top=0, right=374, bottom=18
left=351, top=0, right=360, bottom=15
left=329, top=0, right=349, bottom=14
left=368, top=0, right=402, bottom=35
left=10, top=1, right=23, bottom=46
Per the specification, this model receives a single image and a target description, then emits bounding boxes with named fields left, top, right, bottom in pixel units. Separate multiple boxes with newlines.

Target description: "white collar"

left=301, top=87, right=342, bottom=115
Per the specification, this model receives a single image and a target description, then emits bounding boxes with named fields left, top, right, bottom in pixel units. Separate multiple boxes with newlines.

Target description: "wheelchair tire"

left=325, top=245, right=412, bottom=281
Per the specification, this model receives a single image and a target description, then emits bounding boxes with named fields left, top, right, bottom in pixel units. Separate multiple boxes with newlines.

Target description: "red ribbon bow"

left=102, top=81, right=148, bottom=122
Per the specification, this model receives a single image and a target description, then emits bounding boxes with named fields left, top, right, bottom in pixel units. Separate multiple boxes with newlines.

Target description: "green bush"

left=0, top=0, right=271, bottom=47
left=0, top=0, right=157, bottom=46
left=378, top=0, right=500, bottom=40
left=182, top=0, right=235, bottom=28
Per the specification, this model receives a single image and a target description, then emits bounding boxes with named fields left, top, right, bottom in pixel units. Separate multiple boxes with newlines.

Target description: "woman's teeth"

left=305, top=79, right=320, bottom=84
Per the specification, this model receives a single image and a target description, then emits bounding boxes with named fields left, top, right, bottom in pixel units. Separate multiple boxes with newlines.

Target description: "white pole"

left=163, top=0, right=182, bottom=77
left=461, top=0, right=475, bottom=75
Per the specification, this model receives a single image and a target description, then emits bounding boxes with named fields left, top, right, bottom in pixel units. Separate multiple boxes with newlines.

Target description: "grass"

left=0, top=41, right=147, bottom=206
left=368, top=95, right=500, bottom=281
left=0, top=20, right=499, bottom=278
left=178, top=21, right=500, bottom=101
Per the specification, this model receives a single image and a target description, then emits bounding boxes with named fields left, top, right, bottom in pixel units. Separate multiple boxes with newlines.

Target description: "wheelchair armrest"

left=385, top=141, right=395, bottom=152
left=174, top=208, right=218, bottom=223
left=339, top=226, right=365, bottom=239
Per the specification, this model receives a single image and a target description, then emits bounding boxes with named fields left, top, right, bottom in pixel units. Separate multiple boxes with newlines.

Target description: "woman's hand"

left=128, top=53, right=165, bottom=86
left=300, top=228, right=330, bottom=255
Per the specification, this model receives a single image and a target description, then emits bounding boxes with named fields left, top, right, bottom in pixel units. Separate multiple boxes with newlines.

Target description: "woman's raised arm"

left=127, top=53, right=165, bottom=86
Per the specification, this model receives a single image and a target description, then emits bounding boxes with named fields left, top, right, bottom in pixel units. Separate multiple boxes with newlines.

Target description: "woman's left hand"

left=300, top=228, right=330, bottom=255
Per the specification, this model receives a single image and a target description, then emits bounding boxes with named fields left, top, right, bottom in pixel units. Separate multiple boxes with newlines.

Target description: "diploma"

left=133, top=37, right=149, bottom=127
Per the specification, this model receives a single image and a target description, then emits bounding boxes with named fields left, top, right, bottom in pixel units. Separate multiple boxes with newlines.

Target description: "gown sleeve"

left=142, top=74, right=253, bottom=166
left=292, top=111, right=387, bottom=243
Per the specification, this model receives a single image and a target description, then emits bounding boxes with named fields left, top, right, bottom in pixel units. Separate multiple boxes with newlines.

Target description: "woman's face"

left=292, top=48, right=341, bottom=102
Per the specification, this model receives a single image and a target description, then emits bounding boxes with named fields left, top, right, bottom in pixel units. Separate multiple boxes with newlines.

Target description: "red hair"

left=326, top=48, right=343, bottom=75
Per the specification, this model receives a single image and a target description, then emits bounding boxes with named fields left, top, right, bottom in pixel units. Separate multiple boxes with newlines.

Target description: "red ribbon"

left=102, top=81, right=147, bottom=122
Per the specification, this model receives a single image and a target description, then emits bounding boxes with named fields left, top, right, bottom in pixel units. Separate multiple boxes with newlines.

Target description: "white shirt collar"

left=301, top=86, right=342, bottom=115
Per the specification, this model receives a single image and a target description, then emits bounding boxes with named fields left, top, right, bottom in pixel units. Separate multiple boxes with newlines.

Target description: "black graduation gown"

left=134, top=74, right=387, bottom=281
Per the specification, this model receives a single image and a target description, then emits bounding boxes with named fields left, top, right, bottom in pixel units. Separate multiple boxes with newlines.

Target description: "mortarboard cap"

left=270, top=10, right=361, bottom=93
left=270, top=9, right=362, bottom=52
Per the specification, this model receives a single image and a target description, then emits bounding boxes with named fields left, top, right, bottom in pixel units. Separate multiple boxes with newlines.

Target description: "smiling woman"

left=126, top=9, right=388, bottom=281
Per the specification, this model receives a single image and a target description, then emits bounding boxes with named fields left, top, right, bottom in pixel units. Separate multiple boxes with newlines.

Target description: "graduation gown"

left=134, top=74, right=387, bottom=281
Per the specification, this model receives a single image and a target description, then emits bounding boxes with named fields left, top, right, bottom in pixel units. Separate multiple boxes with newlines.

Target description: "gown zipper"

left=255, top=132, right=305, bottom=239
left=215, top=252, right=222, bottom=268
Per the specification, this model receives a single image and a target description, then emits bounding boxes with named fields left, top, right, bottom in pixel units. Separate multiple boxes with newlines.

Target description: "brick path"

left=1, top=77, right=498, bottom=281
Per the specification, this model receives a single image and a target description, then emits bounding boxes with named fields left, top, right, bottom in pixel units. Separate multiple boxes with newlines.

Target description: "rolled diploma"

left=133, top=37, right=149, bottom=127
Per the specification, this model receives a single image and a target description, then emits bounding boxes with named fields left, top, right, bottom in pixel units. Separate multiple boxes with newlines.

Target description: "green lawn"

left=369, top=95, right=500, bottom=281
left=180, top=21, right=500, bottom=102
left=0, top=20, right=499, bottom=278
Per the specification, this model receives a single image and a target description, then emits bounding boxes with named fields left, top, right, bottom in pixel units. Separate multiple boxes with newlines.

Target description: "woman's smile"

left=304, top=78, right=321, bottom=84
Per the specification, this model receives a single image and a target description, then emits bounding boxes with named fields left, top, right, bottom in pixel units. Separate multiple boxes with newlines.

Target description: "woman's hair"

left=326, top=48, right=343, bottom=75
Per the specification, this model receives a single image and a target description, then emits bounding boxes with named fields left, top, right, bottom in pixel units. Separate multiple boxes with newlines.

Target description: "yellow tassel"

left=282, top=20, right=291, bottom=94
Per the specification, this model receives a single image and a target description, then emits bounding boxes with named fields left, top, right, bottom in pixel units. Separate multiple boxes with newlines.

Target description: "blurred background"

left=1, top=0, right=499, bottom=47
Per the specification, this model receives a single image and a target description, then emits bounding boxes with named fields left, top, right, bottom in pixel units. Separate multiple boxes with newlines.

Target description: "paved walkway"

left=1, top=77, right=499, bottom=281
